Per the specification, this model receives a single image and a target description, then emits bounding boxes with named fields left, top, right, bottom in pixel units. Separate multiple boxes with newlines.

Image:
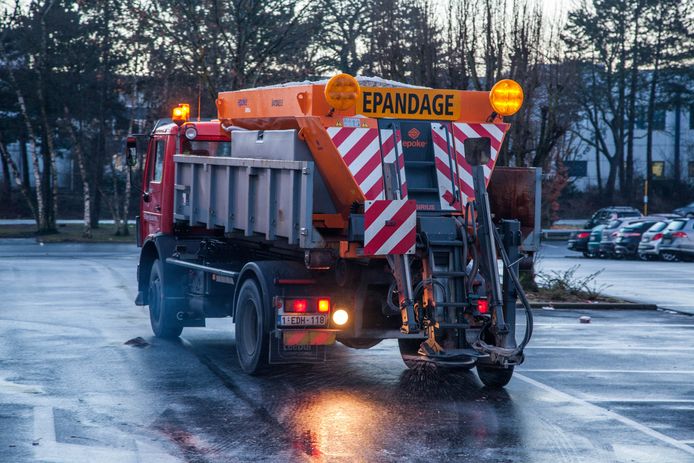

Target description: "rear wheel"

left=582, top=251, right=593, bottom=258
left=339, top=338, right=383, bottom=349
left=638, top=253, right=651, bottom=261
left=235, top=279, right=269, bottom=374
left=148, top=259, right=183, bottom=339
left=476, top=364, right=514, bottom=388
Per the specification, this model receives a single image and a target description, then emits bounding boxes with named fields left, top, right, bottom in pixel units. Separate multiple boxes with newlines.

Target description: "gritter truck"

left=126, top=74, right=536, bottom=388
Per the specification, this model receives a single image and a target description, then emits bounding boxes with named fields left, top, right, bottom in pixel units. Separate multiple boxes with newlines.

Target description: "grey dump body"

left=173, top=130, right=326, bottom=248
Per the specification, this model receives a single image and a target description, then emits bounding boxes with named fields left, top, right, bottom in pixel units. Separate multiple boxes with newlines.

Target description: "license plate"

left=663, top=239, right=671, bottom=244
left=278, top=314, right=327, bottom=326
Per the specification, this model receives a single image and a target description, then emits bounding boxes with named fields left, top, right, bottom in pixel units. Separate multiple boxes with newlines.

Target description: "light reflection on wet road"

left=1, top=241, right=694, bottom=462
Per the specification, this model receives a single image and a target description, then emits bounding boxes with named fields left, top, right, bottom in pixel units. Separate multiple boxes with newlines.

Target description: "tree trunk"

left=625, top=2, right=641, bottom=199
left=19, top=132, right=30, bottom=190
left=0, top=142, right=10, bottom=202
left=62, top=107, right=92, bottom=238
left=6, top=66, right=45, bottom=230
left=645, top=27, right=662, bottom=190
left=0, top=135, right=36, bottom=219
left=37, top=1, right=58, bottom=232
left=674, top=94, right=681, bottom=183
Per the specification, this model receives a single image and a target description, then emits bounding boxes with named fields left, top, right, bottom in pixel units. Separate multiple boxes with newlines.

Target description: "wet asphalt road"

left=1, top=239, right=694, bottom=462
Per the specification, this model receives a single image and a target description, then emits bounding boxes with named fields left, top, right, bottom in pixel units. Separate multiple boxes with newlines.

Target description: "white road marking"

left=515, top=373, right=694, bottom=456
left=525, top=346, right=694, bottom=351
left=32, top=406, right=180, bottom=463
left=520, top=369, right=694, bottom=375
left=532, top=324, right=694, bottom=328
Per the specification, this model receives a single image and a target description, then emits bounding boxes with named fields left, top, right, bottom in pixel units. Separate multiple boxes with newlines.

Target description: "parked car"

left=587, top=225, right=606, bottom=257
left=659, top=219, right=694, bottom=261
left=637, top=220, right=671, bottom=261
left=599, top=218, right=645, bottom=258
left=584, top=206, right=642, bottom=229
left=673, top=203, right=694, bottom=218
left=614, top=220, right=658, bottom=259
left=567, top=229, right=592, bottom=256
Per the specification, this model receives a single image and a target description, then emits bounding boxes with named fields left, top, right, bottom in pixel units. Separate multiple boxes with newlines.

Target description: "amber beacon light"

left=172, top=103, right=190, bottom=125
left=489, top=79, right=524, bottom=116
left=324, top=73, right=360, bottom=111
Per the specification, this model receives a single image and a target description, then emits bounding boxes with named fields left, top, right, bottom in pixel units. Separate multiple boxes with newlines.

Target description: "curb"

left=530, top=302, right=657, bottom=310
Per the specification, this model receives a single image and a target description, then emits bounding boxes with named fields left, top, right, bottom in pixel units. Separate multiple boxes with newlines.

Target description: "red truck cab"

left=139, top=120, right=230, bottom=245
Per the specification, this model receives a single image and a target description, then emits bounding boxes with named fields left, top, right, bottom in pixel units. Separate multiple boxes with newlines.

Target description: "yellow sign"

left=357, top=87, right=461, bottom=120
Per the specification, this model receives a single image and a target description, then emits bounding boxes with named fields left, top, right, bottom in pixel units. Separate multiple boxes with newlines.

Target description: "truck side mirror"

left=125, top=136, right=138, bottom=167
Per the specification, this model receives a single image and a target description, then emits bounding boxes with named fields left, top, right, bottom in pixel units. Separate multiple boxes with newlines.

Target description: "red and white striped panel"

left=327, top=127, right=384, bottom=200
left=379, top=129, right=407, bottom=198
left=451, top=123, right=510, bottom=204
left=364, top=199, right=417, bottom=256
left=430, top=123, right=460, bottom=211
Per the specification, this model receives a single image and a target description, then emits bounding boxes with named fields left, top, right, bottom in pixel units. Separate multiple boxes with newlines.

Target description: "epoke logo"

left=408, top=128, right=421, bottom=139
left=403, top=127, right=426, bottom=148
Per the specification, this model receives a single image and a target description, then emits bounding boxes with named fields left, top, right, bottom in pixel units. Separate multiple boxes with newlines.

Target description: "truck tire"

left=476, top=365, right=514, bottom=388
left=339, top=338, right=383, bottom=349
left=148, top=259, right=183, bottom=339
left=235, top=279, right=269, bottom=374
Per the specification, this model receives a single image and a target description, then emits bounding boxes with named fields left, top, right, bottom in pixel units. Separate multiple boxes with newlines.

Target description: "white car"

left=637, top=221, right=670, bottom=261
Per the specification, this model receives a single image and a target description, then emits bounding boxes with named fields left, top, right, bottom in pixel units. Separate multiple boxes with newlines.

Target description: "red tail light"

left=318, top=298, right=330, bottom=313
left=577, top=232, right=590, bottom=239
left=673, top=231, right=688, bottom=238
left=292, top=299, right=308, bottom=312
left=611, top=231, right=619, bottom=237
left=653, top=233, right=663, bottom=241
left=477, top=298, right=489, bottom=314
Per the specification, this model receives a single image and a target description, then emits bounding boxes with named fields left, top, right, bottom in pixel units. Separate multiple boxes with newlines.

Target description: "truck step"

left=431, top=271, right=467, bottom=278
left=437, top=323, right=470, bottom=329
left=435, top=302, right=467, bottom=308
left=428, top=240, right=464, bottom=247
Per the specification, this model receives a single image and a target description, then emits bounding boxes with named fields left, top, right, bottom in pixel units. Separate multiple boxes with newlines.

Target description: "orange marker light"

left=172, top=103, right=190, bottom=125
left=324, top=73, right=360, bottom=111
left=318, top=298, right=330, bottom=313
left=489, top=79, right=524, bottom=116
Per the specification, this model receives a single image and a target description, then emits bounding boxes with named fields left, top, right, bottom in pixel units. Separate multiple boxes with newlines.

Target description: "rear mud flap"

left=269, top=333, right=327, bottom=365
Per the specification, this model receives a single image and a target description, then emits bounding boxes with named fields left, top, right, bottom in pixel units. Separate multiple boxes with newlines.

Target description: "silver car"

left=637, top=220, right=670, bottom=260
left=658, top=219, right=694, bottom=262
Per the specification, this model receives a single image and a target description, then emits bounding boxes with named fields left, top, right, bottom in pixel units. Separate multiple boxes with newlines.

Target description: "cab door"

left=141, top=136, right=166, bottom=241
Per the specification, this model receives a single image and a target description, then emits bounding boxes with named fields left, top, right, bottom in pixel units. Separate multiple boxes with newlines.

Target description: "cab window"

left=150, top=140, right=165, bottom=184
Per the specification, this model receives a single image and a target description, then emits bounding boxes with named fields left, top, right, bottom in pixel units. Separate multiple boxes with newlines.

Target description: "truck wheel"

left=398, top=338, right=423, bottom=368
left=235, top=279, right=269, bottom=374
left=476, top=365, right=514, bottom=388
left=339, top=338, right=383, bottom=349
left=148, top=259, right=183, bottom=339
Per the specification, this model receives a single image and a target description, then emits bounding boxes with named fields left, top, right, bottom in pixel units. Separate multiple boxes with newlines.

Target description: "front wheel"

left=235, top=279, right=269, bottom=374
left=148, top=259, right=183, bottom=339
left=477, top=365, right=514, bottom=388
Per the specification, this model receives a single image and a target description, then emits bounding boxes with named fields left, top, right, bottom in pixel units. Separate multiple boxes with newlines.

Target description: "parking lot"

left=1, top=240, right=694, bottom=462
left=543, top=240, right=694, bottom=315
